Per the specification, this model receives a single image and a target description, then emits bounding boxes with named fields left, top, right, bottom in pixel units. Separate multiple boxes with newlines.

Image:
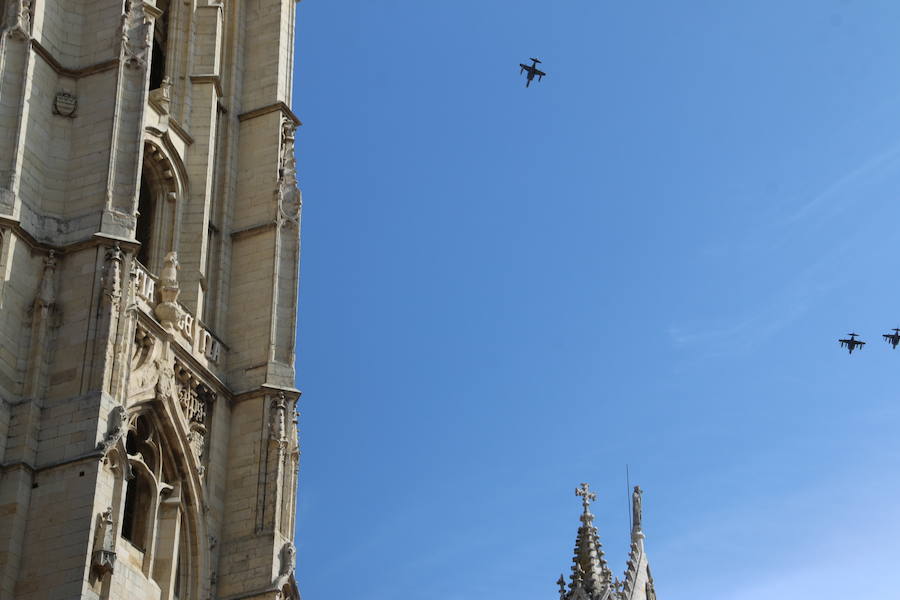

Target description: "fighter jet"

left=838, top=333, right=866, bottom=354
left=883, top=328, right=900, bottom=349
left=519, top=58, right=546, bottom=87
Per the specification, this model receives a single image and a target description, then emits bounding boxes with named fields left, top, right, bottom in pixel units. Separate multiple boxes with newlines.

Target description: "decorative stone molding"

left=53, top=91, right=78, bottom=118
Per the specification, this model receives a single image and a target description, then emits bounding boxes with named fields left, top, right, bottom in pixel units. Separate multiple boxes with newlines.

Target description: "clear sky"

left=291, top=2, right=900, bottom=598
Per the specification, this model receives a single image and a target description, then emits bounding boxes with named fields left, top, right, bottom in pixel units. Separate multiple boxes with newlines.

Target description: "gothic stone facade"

left=0, top=0, right=303, bottom=598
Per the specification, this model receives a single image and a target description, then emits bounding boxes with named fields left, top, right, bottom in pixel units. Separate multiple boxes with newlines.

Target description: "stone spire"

left=562, top=483, right=612, bottom=600
left=620, top=486, right=657, bottom=600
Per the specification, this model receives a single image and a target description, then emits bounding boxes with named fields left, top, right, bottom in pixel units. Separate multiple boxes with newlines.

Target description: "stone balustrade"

left=132, top=259, right=224, bottom=367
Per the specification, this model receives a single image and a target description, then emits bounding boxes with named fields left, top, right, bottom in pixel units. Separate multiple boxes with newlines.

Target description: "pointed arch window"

left=117, top=411, right=201, bottom=597
left=121, top=416, right=156, bottom=549
left=135, top=143, right=178, bottom=273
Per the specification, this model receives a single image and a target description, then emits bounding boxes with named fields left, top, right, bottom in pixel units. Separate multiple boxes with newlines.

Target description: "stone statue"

left=155, top=252, right=182, bottom=328
left=159, top=251, right=179, bottom=289
left=632, top=486, right=643, bottom=533
left=36, top=251, right=57, bottom=308
left=91, top=507, right=117, bottom=579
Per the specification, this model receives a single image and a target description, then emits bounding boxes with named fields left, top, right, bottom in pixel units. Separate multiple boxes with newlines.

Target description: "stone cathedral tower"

left=0, top=0, right=303, bottom=598
left=556, top=484, right=657, bottom=600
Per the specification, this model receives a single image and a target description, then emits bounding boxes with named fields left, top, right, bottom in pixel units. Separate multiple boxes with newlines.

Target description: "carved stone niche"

left=173, top=360, right=215, bottom=465
left=132, top=324, right=155, bottom=369
left=127, top=323, right=160, bottom=399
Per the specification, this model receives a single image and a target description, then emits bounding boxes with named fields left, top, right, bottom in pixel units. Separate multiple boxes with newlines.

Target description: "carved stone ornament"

left=96, top=405, right=126, bottom=454
left=91, top=507, right=117, bottom=579
left=148, top=76, right=172, bottom=115
left=270, top=393, right=287, bottom=443
left=121, top=0, right=151, bottom=69
left=35, top=251, right=58, bottom=309
left=279, top=541, right=296, bottom=577
left=155, top=251, right=183, bottom=330
left=155, top=357, right=176, bottom=403
left=103, top=245, right=124, bottom=303
left=632, top=485, right=643, bottom=533
left=4, top=0, right=33, bottom=40
left=174, top=360, right=215, bottom=465
left=53, top=91, right=78, bottom=118
left=277, top=118, right=302, bottom=226
left=645, top=567, right=656, bottom=600
left=175, top=362, right=213, bottom=426
left=133, top=323, right=154, bottom=363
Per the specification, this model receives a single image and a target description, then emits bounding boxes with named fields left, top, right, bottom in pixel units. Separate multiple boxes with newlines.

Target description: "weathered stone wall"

left=0, top=0, right=303, bottom=598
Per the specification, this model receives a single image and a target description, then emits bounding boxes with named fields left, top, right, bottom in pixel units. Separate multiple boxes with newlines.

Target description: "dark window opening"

left=121, top=473, right=152, bottom=550
left=148, top=7, right=169, bottom=91
left=125, top=429, right=138, bottom=455
left=173, top=515, right=188, bottom=599
left=149, top=39, right=166, bottom=91
left=136, top=172, right=155, bottom=267
left=204, top=224, right=219, bottom=324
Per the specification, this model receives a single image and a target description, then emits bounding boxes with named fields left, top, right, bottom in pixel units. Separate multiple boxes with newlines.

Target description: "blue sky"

left=292, top=2, right=900, bottom=598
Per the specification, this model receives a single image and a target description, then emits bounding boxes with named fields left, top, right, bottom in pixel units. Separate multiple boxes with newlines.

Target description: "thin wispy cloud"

left=668, top=137, right=900, bottom=356
left=780, top=140, right=900, bottom=228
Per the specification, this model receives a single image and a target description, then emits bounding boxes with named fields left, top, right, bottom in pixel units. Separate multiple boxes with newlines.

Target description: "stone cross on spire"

left=575, top=483, right=597, bottom=513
